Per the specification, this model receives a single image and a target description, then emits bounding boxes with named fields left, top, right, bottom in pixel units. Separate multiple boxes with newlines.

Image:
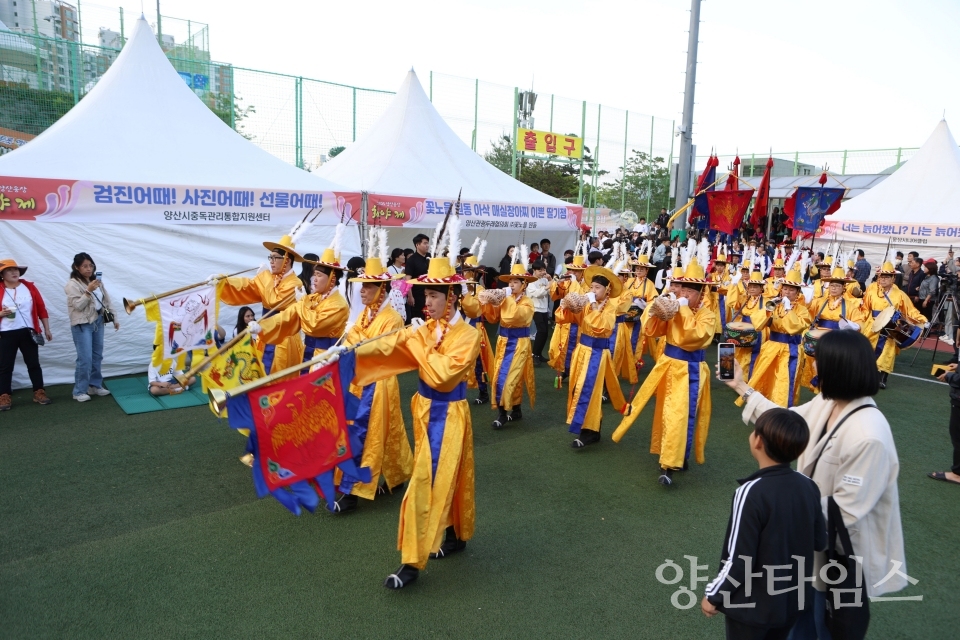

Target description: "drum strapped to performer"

left=724, top=321, right=759, bottom=347
left=871, top=306, right=922, bottom=349
left=802, top=327, right=831, bottom=357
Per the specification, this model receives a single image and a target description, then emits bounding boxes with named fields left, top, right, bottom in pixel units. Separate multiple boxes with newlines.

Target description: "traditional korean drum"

left=802, top=328, right=831, bottom=357
left=873, top=306, right=923, bottom=348
left=724, top=321, right=758, bottom=347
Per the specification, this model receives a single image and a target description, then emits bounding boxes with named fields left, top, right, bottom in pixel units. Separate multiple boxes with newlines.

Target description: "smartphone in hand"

left=95, top=271, right=103, bottom=281
left=718, top=342, right=736, bottom=380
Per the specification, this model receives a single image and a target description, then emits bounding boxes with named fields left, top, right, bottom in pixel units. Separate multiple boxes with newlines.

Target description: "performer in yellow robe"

left=811, top=254, right=834, bottom=299
left=860, top=255, right=928, bottom=389
left=763, top=254, right=786, bottom=298
left=724, top=259, right=752, bottom=318
left=728, top=269, right=768, bottom=378
left=557, top=265, right=628, bottom=448
left=459, top=253, right=494, bottom=405
left=799, top=266, right=867, bottom=392
left=612, top=255, right=717, bottom=486
left=707, top=248, right=731, bottom=337
left=352, top=255, right=481, bottom=589
left=329, top=253, right=413, bottom=512
left=219, top=234, right=305, bottom=374
left=252, top=247, right=349, bottom=366
left=616, top=253, right=658, bottom=380
left=548, top=252, right=587, bottom=381
left=740, top=264, right=811, bottom=408
left=610, top=261, right=639, bottom=384
left=484, top=262, right=537, bottom=428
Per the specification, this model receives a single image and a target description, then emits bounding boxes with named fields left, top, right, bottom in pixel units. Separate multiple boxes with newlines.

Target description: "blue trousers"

left=70, top=316, right=105, bottom=396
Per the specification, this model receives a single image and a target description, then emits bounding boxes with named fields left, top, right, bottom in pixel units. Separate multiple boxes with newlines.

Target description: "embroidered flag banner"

left=706, top=189, right=755, bottom=235
left=787, top=186, right=846, bottom=233
left=200, top=334, right=265, bottom=418
left=144, top=285, right=219, bottom=368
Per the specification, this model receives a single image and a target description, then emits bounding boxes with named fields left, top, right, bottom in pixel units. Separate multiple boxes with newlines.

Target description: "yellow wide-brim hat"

left=262, top=235, right=304, bottom=262
left=411, top=257, right=466, bottom=285
left=781, top=268, right=804, bottom=287
left=349, top=257, right=402, bottom=283
left=877, top=261, right=897, bottom=275
left=304, top=247, right=345, bottom=271
left=498, top=263, right=538, bottom=283
left=584, top=265, right=623, bottom=298
left=673, top=258, right=714, bottom=286
left=822, top=266, right=855, bottom=283
left=566, top=255, right=587, bottom=270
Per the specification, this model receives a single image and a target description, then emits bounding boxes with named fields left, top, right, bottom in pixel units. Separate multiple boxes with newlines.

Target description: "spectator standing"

left=656, top=207, right=669, bottom=228
left=526, top=261, right=551, bottom=362
left=917, top=259, right=939, bottom=320
left=404, top=235, right=431, bottom=320
left=65, top=252, right=120, bottom=402
left=0, top=258, right=53, bottom=410
left=904, top=251, right=925, bottom=308
left=387, top=248, right=406, bottom=276
left=701, top=408, right=826, bottom=639
left=539, top=239, right=557, bottom=277
left=893, top=251, right=905, bottom=288
left=853, top=249, right=871, bottom=289
left=497, top=246, right=516, bottom=285
left=928, top=363, right=960, bottom=486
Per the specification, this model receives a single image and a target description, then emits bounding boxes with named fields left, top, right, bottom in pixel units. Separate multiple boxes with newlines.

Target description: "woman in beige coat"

left=720, top=329, right=905, bottom=639
left=65, top=253, right=119, bottom=402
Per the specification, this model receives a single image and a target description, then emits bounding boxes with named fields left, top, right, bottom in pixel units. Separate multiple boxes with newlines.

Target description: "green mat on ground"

left=103, top=376, right=209, bottom=414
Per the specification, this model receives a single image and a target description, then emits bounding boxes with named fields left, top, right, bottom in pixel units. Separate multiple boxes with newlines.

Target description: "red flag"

left=724, top=156, right=740, bottom=190
left=750, top=156, right=774, bottom=228
left=248, top=360, right=353, bottom=492
left=706, top=189, right=755, bottom=235
left=690, top=155, right=719, bottom=223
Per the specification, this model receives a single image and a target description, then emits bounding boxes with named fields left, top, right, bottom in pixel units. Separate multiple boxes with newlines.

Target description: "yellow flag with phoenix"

left=201, top=334, right=266, bottom=419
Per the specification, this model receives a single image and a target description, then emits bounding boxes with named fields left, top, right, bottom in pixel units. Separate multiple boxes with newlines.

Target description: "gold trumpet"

left=173, top=290, right=299, bottom=386
left=207, top=326, right=404, bottom=416
left=122, top=268, right=257, bottom=314
left=764, top=297, right=783, bottom=312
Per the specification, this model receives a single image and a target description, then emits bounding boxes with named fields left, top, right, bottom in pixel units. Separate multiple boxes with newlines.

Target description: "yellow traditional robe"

left=548, top=277, right=584, bottom=374
left=708, top=268, right=730, bottom=334
left=220, top=270, right=304, bottom=373
left=612, top=300, right=716, bottom=470
left=741, top=299, right=811, bottom=408
left=354, top=316, right=481, bottom=571
left=557, top=298, right=627, bottom=434
left=860, top=283, right=927, bottom=373
left=256, top=289, right=349, bottom=364
left=483, top=294, right=536, bottom=411
left=798, top=294, right=867, bottom=391
left=339, top=304, right=413, bottom=500
left=728, top=295, right=769, bottom=378
left=461, top=285, right=494, bottom=391
left=614, top=277, right=659, bottom=381
left=763, top=276, right=783, bottom=299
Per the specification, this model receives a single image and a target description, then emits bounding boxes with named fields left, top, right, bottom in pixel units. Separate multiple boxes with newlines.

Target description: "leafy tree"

left=212, top=93, right=256, bottom=140
left=0, top=85, right=75, bottom=136
left=329, top=145, right=345, bottom=158
left=483, top=134, right=604, bottom=204
left=596, top=150, right=671, bottom=214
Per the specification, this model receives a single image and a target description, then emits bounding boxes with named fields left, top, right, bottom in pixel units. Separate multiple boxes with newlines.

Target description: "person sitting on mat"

left=148, top=359, right=196, bottom=396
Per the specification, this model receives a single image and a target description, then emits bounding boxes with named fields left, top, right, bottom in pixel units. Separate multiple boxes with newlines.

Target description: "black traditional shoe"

left=878, top=371, right=888, bottom=390
left=571, top=428, right=601, bottom=449
left=492, top=408, right=508, bottom=430
left=383, top=564, right=419, bottom=589
left=332, top=493, right=358, bottom=513
left=377, top=482, right=405, bottom=496
left=430, top=526, right=467, bottom=559
left=509, top=408, right=522, bottom=422
left=658, top=468, right=674, bottom=486
left=473, top=394, right=489, bottom=405
left=601, top=394, right=609, bottom=403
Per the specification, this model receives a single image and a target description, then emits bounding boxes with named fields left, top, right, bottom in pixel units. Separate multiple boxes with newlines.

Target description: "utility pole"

left=673, top=0, right=701, bottom=231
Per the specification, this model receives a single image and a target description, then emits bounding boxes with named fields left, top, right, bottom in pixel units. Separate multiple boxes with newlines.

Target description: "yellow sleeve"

left=771, top=303, right=810, bottom=333
left=353, top=327, right=420, bottom=386
left=743, top=303, right=769, bottom=331
left=580, top=302, right=617, bottom=338
left=300, top=296, right=349, bottom=337
left=256, top=303, right=302, bottom=344
left=461, top=291, right=482, bottom=319
left=899, top=291, right=927, bottom=324
left=499, top=296, right=534, bottom=328
left=415, top=325, right=482, bottom=391
left=668, top=304, right=716, bottom=350
left=482, top=300, right=502, bottom=324
left=551, top=279, right=570, bottom=301
left=219, top=276, right=262, bottom=306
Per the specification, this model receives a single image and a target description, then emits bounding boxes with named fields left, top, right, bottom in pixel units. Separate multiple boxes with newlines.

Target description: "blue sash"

left=303, top=335, right=335, bottom=361
left=663, top=344, right=705, bottom=462
left=569, top=338, right=607, bottom=434
left=580, top=335, right=611, bottom=350
left=499, top=327, right=531, bottom=338
left=417, top=380, right=467, bottom=482
left=563, top=323, right=579, bottom=373
left=262, top=344, right=276, bottom=373
left=495, top=327, right=528, bottom=404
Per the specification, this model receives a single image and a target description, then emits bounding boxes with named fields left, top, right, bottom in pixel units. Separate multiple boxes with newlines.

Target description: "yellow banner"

left=516, top=128, right=583, bottom=159
left=200, top=334, right=266, bottom=420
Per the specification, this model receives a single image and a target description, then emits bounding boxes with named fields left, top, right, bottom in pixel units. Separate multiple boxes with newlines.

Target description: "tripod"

left=911, top=289, right=958, bottom=365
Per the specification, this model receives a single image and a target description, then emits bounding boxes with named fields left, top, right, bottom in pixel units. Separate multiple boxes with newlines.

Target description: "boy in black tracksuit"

left=702, top=408, right=826, bottom=640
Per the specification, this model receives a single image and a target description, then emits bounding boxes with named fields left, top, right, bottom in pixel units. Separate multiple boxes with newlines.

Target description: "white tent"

left=316, top=70, right=583, bottom=268
left=0, top=17, right=360, bottom=389
left=825, top=120, right=960, bottom=262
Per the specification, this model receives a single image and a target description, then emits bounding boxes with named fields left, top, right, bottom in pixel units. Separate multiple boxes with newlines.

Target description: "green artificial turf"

left=1, top=345, right=957, bottom=639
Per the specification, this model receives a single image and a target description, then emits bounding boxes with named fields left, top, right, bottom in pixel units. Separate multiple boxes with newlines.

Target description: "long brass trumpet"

left=122, top=268, right=257, bottom=314
left=207, top=326, right=404, bottom=417
left=174, top=290, right=299, bottom=386
left=764, top=296, right=783, bottom=312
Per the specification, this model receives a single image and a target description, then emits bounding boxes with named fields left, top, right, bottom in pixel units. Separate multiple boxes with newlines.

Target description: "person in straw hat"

left=612, top=240, right=718, bottom=486
left=764, top=247, right=787, bottom=299
left=323, top=227, right=414, bottom=514
left=799, top=258, right=867, bottom=393
left=483, top=245, right=537, bottom=429
left=548, top=241, right=588, bottom=382
left=615, top=241, right=659, bottom=383
left=729, top=264, right=769, bottom=379
left=861, top=249, right=929, bottom=389
left=737, top=253, right=813, bottom=408
left=707, top=245, right=732, bottom=338
left=607, top=244, right=639, bottom=385
left=218, top=233, right=306, bottom=375
left=0, top=258, right=53, bottom=410
left=349, top=217, right=481, bottom=590
left=557, top=260, right=628, bottom=449
left=458, top=238, right=495, bottom=406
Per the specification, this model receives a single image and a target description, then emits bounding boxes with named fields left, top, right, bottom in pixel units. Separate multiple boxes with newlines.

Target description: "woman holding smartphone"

left=65, top=252, right=119, bottom=402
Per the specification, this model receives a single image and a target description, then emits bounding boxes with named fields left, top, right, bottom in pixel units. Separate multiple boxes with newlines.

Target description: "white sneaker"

left=73, top=393, right=91, bottom=402
left=88, top=386, right=112, bottom=396
left=940, top=335, right=955, bottom=345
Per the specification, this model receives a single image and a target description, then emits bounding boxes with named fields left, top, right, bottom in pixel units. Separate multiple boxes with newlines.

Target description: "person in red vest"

left=1, top=258, right=53, bottom=410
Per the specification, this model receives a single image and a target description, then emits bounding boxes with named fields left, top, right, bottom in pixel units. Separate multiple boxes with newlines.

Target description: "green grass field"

left=2, top=345, right=957, bottom=639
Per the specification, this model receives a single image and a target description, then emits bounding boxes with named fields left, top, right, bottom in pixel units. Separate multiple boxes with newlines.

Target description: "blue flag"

left=792, top=186, right=845, bottom=233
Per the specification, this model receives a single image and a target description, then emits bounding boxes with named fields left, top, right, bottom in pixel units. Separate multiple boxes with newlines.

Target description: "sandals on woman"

left=927, top=471, right=960, bottom=485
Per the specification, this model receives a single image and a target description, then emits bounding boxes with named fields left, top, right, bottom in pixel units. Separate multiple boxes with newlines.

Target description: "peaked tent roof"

left=316, top=70, right=575, bottom=208
left=0, top=17, right=348, bottom=192
left=831, top=120, right=960, bottom=224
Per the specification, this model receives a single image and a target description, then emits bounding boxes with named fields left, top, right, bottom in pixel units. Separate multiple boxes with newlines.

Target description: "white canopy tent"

left=825, top=120, right=960, bottom=264
left=316, top=70, right=582, bottom=269
left=0, top=17, right=360, bottom=389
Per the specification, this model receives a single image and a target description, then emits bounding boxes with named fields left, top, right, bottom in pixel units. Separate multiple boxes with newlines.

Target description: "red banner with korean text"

left=0, top=175, right=360, bottom=225
left=366, top=192, right=582, bottom=231
left=706, top=189, right=755, bottom=235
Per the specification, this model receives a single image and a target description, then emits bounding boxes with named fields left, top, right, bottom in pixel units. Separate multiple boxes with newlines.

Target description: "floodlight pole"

left=673, top=0, right=702, bottom=231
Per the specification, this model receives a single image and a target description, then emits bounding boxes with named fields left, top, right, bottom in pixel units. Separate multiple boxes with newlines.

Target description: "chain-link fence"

left=695, top=148, right=919, bottom=181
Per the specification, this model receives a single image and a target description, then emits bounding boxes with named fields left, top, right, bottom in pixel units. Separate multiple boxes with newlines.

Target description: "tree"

left=211, top=93, right=256, bottom=140
left=483, top=134, right=604, bottom=204
left=329, top=145, right=345, bottom=158
left=596, top=150, right=671, bottom=215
